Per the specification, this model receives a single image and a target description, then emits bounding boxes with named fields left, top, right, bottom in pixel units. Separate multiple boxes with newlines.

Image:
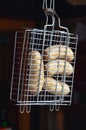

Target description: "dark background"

left=0, top=0, right=86, bottom=20
left=0, top=0, right=86, bottom=130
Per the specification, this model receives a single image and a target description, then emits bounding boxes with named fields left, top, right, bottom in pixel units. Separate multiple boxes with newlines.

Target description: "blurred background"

left=0, top=0, right=86, bottom=130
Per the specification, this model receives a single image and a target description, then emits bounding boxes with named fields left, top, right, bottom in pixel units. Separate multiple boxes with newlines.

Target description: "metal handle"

left=43, top=0, right=55, bottom=10
left=43, top=0, right=69, bottom=33
left=43, top=0, right=56, bottom=17
left=42, top=0, right=56, bottom=30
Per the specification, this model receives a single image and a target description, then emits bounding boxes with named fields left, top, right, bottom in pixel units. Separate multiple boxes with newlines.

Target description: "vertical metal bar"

left=10, top=32, right=18, bottom=101
left=20, top=31, right=27, bottom=103
left=17, top=31, right=26, bottom=102
left=20, top=105, right=25, bottom=113
left=43, top=0, right=55, bottom=9
left=69, top=35, right=78, bottom=105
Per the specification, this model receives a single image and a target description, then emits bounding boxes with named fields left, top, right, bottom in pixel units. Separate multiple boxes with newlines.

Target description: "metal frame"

left=10, top=0, right=78, bottom=112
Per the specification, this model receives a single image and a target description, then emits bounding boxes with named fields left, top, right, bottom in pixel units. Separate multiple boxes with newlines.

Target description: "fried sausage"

left=43, top=77, right=62, bottom=95
left=28, top=50, right=44, bottom=95
left=45, top=59, right=74, bottom=76
left=44, top=77, right=70, bottom=95
left=44, top=45, right=74, bottom=62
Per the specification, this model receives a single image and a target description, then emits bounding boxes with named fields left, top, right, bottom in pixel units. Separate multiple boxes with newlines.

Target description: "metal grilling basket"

left=10, top=0, right=78, bottom=113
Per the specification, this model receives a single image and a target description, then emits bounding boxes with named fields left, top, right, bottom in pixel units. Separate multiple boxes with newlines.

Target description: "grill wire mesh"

left=10, top=28, right=78, bottom=112
left=10, top=0, right=78, bottom=113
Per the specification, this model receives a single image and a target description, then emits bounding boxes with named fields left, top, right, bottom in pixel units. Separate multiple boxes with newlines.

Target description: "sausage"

left=44, top=77, right=70, bottom=95
left=43, top=77, right=62, bottom=95
left=45, top=59, right=74, bottom=76
left=28, top=50, right=44, bottom=95
left=44, top=45, right=74, bottom=62
left=58, top=81, right=70, bottom=95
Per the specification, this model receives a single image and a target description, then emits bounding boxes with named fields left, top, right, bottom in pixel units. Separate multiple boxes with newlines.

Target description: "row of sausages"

left=27, top=45, right=74, bottom=95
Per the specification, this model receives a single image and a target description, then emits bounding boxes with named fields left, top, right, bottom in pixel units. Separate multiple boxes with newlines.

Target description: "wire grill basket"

left=10, top=0, right=78, bottom=113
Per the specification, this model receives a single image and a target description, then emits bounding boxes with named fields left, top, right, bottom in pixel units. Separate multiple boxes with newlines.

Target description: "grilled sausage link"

left=44, top=77, right=70, bottom=95
left=45, top=59, right=74, bottom=76
left=44, top=45, right=74, bottom=62
left=28, top=50, right=44, bottom=95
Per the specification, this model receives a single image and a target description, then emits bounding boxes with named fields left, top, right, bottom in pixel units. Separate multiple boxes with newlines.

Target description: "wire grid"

left=10, top=28, right=78, bottom=107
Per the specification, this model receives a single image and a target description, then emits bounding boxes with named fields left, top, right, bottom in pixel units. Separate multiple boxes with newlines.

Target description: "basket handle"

left=42, top=0, right=55, bottom=28
left=42, top=0, right=55, bottom=10
left=42, top=0, right=69, bottom=32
